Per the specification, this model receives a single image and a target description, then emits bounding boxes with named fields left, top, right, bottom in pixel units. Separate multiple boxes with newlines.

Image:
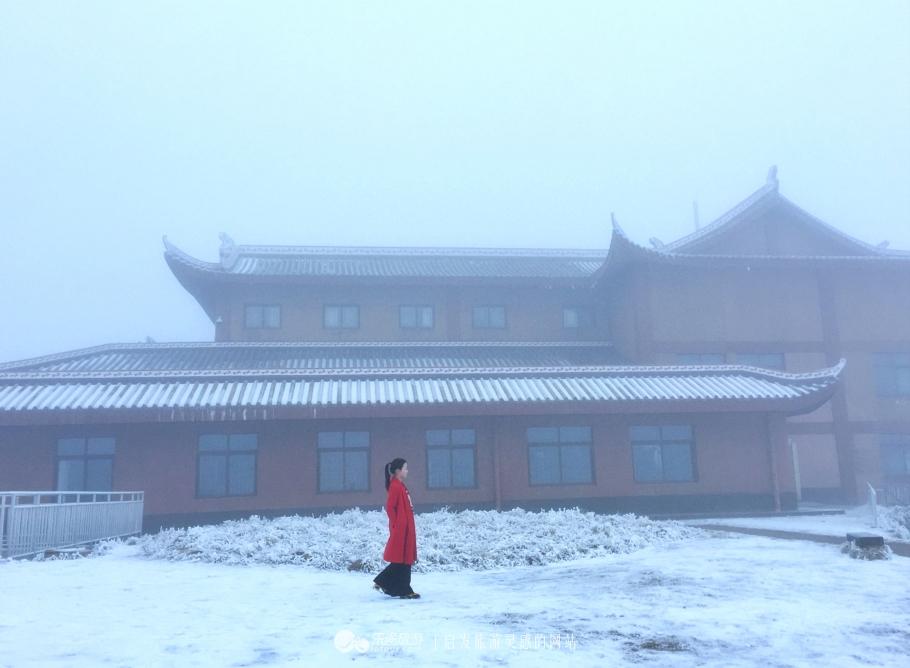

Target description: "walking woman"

left=373, top=458, right=420, bottom=599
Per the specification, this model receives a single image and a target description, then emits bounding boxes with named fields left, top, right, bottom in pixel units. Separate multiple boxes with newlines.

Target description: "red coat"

left=382, top=477, right=417, bottom=564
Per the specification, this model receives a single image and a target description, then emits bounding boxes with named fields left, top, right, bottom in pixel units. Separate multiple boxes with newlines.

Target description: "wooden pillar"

left=766, top=414, right=786, bottom=512
left=491, top=417, right=502, bottom=511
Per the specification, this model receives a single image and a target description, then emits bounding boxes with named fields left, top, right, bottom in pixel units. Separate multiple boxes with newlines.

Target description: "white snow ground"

left=2, top=535, right=909, bottom=667
left=687, top=505, right=910, bottom=542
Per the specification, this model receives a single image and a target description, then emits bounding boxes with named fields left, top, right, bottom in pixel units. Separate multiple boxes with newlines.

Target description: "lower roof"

left=0, top=342, right=844, bottom=424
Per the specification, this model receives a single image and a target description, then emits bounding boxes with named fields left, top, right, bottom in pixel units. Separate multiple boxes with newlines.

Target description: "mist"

left=1, top=1, right=908, bottom=362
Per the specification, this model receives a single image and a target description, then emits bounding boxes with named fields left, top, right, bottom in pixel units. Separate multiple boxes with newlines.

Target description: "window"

left=323, top=305, right=360, bottom=329
left=473, top=305, right=506, bottom=329
left=56, top=437, right=115, bottom=491
left=563, top=306, right=594, bottom=329
left=736, top=353, right=785, bottom=370
left=318, top=431, right=370, bottom=492
left=244, top=304, right=281, bottom=329
left=873, top=353, right=910, bottom=397
left=677, top=353, right=725, bottom=365
left=527, top=426, right=593, bottom=485
left=196, top=434, right=258, bottom=497
left=426, top=429, right=476, bottom=488
left=400, top=305, right=434, bottom=329
left=630, top=425, right=696, bottom=482
left=881, top=434, right=910, bottom=477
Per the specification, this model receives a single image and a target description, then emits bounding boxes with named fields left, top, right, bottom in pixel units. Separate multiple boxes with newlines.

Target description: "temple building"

left=1, top=170, right=908, bottom=528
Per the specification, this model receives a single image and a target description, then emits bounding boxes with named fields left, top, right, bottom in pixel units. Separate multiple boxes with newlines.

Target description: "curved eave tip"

left=831, top=357, right=847, bottom=378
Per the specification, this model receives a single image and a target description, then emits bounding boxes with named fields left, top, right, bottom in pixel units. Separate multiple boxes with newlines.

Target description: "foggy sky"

left=1, top=1, right=908, bottom=363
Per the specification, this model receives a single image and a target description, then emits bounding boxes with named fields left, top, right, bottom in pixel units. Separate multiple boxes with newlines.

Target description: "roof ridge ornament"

left=766, top=165, right=779, bottom=191
left=219, top=233, right=240, bottom=269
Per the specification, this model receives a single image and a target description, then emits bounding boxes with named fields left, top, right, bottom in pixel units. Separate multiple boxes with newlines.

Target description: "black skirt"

left=373, top=562, right=414, bottom=596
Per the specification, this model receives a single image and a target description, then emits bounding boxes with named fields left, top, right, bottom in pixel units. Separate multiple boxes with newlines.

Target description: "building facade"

left=1, top=171, right=907, bottom=528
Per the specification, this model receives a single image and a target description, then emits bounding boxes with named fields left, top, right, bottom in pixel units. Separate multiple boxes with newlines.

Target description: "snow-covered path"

left=2, top=535, right=909, bottom=667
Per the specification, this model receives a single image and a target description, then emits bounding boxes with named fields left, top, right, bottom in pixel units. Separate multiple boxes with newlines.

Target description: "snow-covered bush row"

left=134, top=507, right=704, bottom=572
left=877, top=505, right=910, bottom=541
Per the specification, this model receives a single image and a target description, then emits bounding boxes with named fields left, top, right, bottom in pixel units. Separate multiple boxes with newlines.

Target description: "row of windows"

left=53, top=426, right=700, bottom=497
left=60, top=429, right=910, bottom=496
left=243, top=304, right=596, bottom=330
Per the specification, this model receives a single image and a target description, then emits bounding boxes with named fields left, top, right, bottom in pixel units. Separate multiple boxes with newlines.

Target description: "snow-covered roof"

left=0, top=340, right=845, bottom=422
left=163, top=236, right=607, bottom=282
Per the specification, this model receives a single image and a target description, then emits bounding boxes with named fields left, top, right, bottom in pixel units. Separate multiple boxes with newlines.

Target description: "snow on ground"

left=687, top=505, right=910, bottom=542
left=2, top=534, right=909, bottom=667
left=135, top=507, right=702, bottom=571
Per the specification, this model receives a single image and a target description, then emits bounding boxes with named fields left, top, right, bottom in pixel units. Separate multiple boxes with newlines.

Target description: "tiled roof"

left=661, top=168, right=909, bottom=257
left=0, top=338, right=845, bottom=420
left=0, top=341, right=622, bottom=374
left=163, top=237, right=607, bottom=281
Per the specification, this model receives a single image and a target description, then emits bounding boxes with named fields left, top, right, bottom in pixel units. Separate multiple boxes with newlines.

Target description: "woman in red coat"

left=372, top=458, right=420, bottom=599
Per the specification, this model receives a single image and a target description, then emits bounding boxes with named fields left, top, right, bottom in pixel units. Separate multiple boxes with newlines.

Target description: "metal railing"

left=0, top=491, right=144, bottom=559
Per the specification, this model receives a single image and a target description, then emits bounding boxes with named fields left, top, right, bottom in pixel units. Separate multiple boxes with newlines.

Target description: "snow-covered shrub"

left=135, top=507, right=704, bottom=572
left=876, top=505, right=910, bottom=541
left=840, top=541, right=892, bottom=560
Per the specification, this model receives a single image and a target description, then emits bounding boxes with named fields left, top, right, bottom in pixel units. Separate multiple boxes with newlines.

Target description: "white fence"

left=0, top=491, right=144, bottom=559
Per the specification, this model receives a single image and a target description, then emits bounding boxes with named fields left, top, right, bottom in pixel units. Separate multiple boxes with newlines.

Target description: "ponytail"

left=384, top=458, right=407, bottom=490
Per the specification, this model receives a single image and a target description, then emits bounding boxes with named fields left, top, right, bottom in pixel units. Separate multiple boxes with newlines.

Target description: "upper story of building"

left=164, top=168, right=910, bottom=364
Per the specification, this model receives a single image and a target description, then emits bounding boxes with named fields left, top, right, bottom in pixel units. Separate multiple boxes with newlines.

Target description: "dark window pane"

left=662, top=425, right=693, bottom=441
left=527, top=427, right=559, bottom=444
left=632, top=444, right=663, bottom=482
left=343, top=451, right=369, bottom=490
left=86, top=437, right=115, bottom=455
left=563, top=308, right=579, bottom=329
left=57, top=459, right=85, bottom=490
left=662, top=443, right=695, bottom=481
left=319, top=451, right=344, bottom=491
left=529, top=445, right=560, bottom=484
left=344, top=431, right=369, bottom=448
left=85, top=458, right=113, bottom=491
left=229, top=434, right=258, bottom=451
left=58, top=438, right=86, bottom=456
left=451, top=448, right=475, bottom=487
left=198, top=454, right=227, bottom=496
left=199, top=434, right=228, bottom=451
left=427, top=448, right=451, bottom=488
left=451, top=429, right=475, bottom=446
left=630, top=426, right=660, bottom=443
left=560, top=444, right=592, bottom=483
left=559, top=426, right=592, bottom=443
left=228, top=454, right=256, bottom=495
left=426, top=429, right=450, bottom=446
left=318, top=432, right=343, bottom=448
left=419, top=306, right=434, bottom=328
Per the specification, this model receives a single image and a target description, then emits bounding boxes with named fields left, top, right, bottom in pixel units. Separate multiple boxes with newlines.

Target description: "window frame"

left=195, top=433, right=259, bottom=499
left=55, top=436, right=116, bottom=492
left=243, top=304, right=282, bottom=329
left=562, top=306, right=594, bottom=330
left=323, top=304, right=360, bottom=330
left=425, top=428, right=478, bottom=489
left=880, top=433, right=910, bottom=477
left=872, top=353, right=910, bottom=398
left=472, top=305, right=507, bottom=329
left=399, top=305, right=435, bottom=330
left=630, top=425, right=698, bottom=484
left=526, top=426, right=595, bottom=487
left=316, top=431, right=371, bottom=493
